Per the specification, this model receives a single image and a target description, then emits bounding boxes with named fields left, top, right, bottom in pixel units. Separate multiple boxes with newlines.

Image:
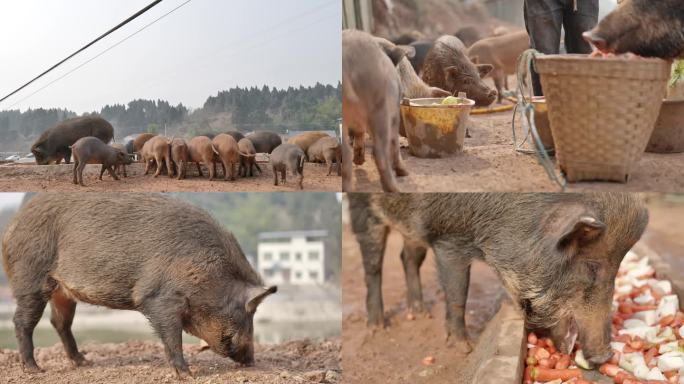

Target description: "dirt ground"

left=340, top=196, right=684, bottom=384
left=0, top=161, right=340, bottom=192
left=0, top=339, right=340, bottom=384
left=349, top=77, right=684, bottom=193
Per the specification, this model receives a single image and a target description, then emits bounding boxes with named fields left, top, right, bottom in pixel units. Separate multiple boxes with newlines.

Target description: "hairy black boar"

left=421, top=35, right=497, bottom=106
left=583, top=0, right=684, bottom=59
left=31, top=116, right=114, bottom=165
left=270, top=143, right=305, bottom=189
left=1, top=194, right=276, bottom=377
left=238, top=138, right=260, bottom=177
left=245, top=131, right=282, bottom=154
left=348, top=193, right=648, bottom=365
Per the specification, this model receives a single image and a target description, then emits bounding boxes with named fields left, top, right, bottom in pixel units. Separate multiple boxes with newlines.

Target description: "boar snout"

left=577, top=317, right=613, bottom=366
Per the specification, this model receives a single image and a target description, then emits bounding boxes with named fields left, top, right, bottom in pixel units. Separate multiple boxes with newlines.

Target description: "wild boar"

left=421, top=35, right=497, bottom=106
left=467, top=31, right=530, bottom=103
left=307, top=136, right=342, bottom=176
left=245, top=131, right=282, bottom=154
left=226, top=131, right=246, bottom=143
left=169, top=138, right=189, bottom=180
left=110, top=143, right=130, bottom=178
left=583, top=0, right=684, bottom=59
left=1, top=193, right=276, bottom=377
left=70, top=137, right=132, bottom=186
left=141, top=135, right=173, bottom=178
left=270, top=143, right=305, bottom=190
left=31, top=116, right=114, bottom=165
left=348, top=193, right=648, bottom=365
left=212, top=134, right=240, bottom=181
left=288, top=132, right=331, bottom=158
left=131, top=133, right=157, bottom=156
left=188, top=136, right=219, bottom=180
left=237, top=138, right=260, bottom=177
left=342, top=29, right=408, bottom=192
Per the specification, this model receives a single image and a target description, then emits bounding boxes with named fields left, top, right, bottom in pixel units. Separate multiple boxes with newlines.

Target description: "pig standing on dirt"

left=31, top=116, right=114, bottom=165
left=212, top=134, right=240, bottom=181
left=70, top=137, right=132, bottom=186
left=169, top=138, right=189, bottom=180
left=270, top=143, right=305, bottom=189
left=467, top=31, right=530, bottom=103
left=583, top=0, right=684, bottom=59
left=421, top=35, right=497, bottom=106
left=238, top=138, right=260, bottom=177
left=188, top=136, right=219, bottom=180
left=131, top=133, right=157, bottom=158
left=348, top=193, right=648, bottom=365
left=1, top=194, right=276, bottom=377
left=307, top=137, right=342, bottom=176
left=141, top=136, right=173, bottom=178
left=342, top=29, right=408, bottom=192
left=110, top=143, right=130, bottom=178
left=226, top=130, right=245, bottom=143
left=245, top=131, right=282, bottom=154
left=288, top=132, right=330, bottom=159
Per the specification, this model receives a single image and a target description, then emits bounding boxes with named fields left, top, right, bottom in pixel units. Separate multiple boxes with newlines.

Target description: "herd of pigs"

left=28, top=115, right=341, bottom=189
left=342, top=0, right=684, bottom=192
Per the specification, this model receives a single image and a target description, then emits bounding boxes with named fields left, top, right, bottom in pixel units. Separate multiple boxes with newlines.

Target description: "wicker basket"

left=535, top=54, right=670, bottom=182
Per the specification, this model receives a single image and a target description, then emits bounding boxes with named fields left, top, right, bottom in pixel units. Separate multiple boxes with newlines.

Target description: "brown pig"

left=342, top=29, right=408, bottom=192
left=169, top=138, right=189, bottom=180
left=421, top=35, right=497, bottom=106
left=1, top=193, right=276, bottom=377
left=270, top=143, right=305, bottom=190
left=212, top=134, right=240, bottom=181
left=141, top=135, right=173, bottom=178
left=307, top=136, right=341, bottom=176
left=70, top=137, right=132, bottom=186
left=110, top=143, right=130, bottom=178
left=132, top=133, right=157, bottom=156
left=288, top=132, right=330, bottom=158
left=238, top=138, right=260, bottom=177
left=188, top=136, right=219, bottom=180
left=467, top=31, right=530, bottom=103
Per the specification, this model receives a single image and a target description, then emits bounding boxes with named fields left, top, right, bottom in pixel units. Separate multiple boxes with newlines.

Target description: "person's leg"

left=563, top=0, right=599, bottom=54
left=524, top=0, right=564, bottom=95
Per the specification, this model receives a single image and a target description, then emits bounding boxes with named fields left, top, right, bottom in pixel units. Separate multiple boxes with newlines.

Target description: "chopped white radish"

left=616, top=284, right=634, bottom=295
left=624, top=318, right=648, bottom=329
left=659, top=341, right=680, bottom=354
left=679, top=325, right=684, bottom=340
left=658, top=352, right=684, bottom=372
left=658, top=295, right=679, bottom=318
left=632, top=310, right=658, bottom=326
left=611, top=341, right=626, bottom=353
left=634, top=291, right=655, bottom=305
left=645, top=367, right=666, bottom=380
left=653, top=326, right=677, bottom=344
left=649, top=279, right=673, bottom=295
left=619, top=325, right=659, bottom=341
left=634, top=363, right=650, bottom=380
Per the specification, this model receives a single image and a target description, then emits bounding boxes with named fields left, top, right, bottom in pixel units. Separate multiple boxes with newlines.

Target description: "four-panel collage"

left=1, top=0, right=683, bottom=383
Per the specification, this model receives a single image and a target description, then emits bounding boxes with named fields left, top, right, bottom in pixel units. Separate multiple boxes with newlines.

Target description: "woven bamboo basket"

left=535, top=54, right=670, bottom=182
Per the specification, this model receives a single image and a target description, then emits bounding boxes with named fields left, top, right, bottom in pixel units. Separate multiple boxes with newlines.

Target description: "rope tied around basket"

left=512, top=49, right=567, bottom=189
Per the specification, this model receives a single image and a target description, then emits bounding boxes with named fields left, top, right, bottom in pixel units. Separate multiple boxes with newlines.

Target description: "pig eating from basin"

left=348, top=193, right=648, bottom=365
left=1, top=193, right=276, bottom=378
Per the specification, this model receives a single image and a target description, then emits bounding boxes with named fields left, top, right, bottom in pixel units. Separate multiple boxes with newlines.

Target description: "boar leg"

left=77, top=162, right=87, bottom=186
left=230, top=162, right=236, bottom=181
left=50, top=289, right=88, bottom=366
left=195, top=162, right=203, bottom=177
left=99, top=165, right=106, bottom=180
left=400, top=241, right=428, bottom=314
left=390, top=134, right=408, bottom=177
left=166, top=158, right=174, bottom=179
left=273, top=166, right=279, bottom=185
left=14, top=294, right=48, bottom=373
left=254, top=162, right=262, bottom=175
left=143, top=309, right=191, bottom=378
left=107, top=166, right=119, bottom=181
left=357, top=224, right=390, bottom=327
left=72, top=161, right=79, bottom=185
left=153, top=156, right=163, bottom=178
left=208, top=161, right=216, bottom=181
left=342, top=124, right=353, bottom=191
left=122, top=164, right=127, bottom=178
left=434, top=243, right=479, bottom=354
left=352, top=130, right=365, bottom=166
left=370, top=115, right=400, bottom=192
left=63, top=148, right=72, bottom=164
left=281, top=168, right=287, bottom=184
left=493, top=70, right=504, bottom=104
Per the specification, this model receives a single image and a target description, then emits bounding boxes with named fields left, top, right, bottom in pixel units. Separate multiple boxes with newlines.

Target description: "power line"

left=0, top=0, right=164, bottom=105
left=8, top=0, right=192, bottom=109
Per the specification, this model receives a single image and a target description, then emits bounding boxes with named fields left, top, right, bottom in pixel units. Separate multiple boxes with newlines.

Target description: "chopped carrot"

left=599, top=363, right=620, bottom=377
left=538, top=358, right=552, bottom=368
left=609, top=350, right=621, bottom=365
left=523, top=365, right=533, bottom=384
left=530, top=367, right=582, bottom=381
left=644, top=347, right=658, bottom=366
left=534, top=347, right=550, bottom=360
left=527, top=332, right=538, bottom=345
left=659, top=314, right=675, bottom=326
left=555, top=354, right=571, bottom=370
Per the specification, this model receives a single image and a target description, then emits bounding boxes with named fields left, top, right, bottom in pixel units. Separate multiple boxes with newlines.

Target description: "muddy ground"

left=0, top=161, right=340, bottom=192
left=340, top=196, right=684, bottom=384
left=350, top=76, right=684, bottom=193
left=0, top=339, right=340, bottom=384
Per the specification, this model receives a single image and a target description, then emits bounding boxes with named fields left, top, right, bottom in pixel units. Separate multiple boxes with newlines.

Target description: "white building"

left=257, top=230, right=327, bottom=285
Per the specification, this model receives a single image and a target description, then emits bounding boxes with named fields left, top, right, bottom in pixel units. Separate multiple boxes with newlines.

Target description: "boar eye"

left=585, top=261, right=601, bottom=283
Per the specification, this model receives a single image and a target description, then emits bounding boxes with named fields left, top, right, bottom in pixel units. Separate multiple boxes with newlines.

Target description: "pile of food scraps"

left=524, top=251, right=684, bottom=384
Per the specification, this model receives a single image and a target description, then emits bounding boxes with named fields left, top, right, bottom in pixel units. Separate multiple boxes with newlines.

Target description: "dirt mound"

left=0, top=339, right=340, bottom=383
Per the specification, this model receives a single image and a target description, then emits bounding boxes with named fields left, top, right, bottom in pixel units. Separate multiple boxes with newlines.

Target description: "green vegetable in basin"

left=441, top=96, right=467, bottom=105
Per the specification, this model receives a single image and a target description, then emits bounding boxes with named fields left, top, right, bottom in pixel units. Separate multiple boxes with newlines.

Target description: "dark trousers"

left=524, top=0, right=599, bottom=95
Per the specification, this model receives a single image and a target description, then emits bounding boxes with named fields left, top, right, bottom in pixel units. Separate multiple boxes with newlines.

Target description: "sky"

left=0, top=0, right=341, bottom=114
left=0, top=193, right=24, bottom=210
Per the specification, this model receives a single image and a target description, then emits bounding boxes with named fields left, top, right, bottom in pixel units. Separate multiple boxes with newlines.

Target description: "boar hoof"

left=174, top=367, right=193, bottom=380
left=70, top=354, right=91, bottom=368
left=446, top=336, right=473, bottom=355
left=22, top=363, right=44, bottom=374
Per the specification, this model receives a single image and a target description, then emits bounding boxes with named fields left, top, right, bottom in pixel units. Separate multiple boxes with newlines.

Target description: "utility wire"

left=8, top=0, right=192, bottom=109
left=0, top=0, right=164, bottom=105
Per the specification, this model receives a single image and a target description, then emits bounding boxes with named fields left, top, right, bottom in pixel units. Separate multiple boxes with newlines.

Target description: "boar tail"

left=299, top=154, right=305, bottom=170
left=238, top=151, right=256, bottom=158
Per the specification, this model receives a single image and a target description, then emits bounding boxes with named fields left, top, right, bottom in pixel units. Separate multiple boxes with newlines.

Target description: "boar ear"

left=398, top=45, right=416, bottom=59
left=558, top=216, right=606, bottom=252
left=469, top=55, right=480, bottom=64
left=245, top=286, right=277, bottom=314
left=476, top=64, right=494, bottom=78
left=444, top=65, right=461, bottom=80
